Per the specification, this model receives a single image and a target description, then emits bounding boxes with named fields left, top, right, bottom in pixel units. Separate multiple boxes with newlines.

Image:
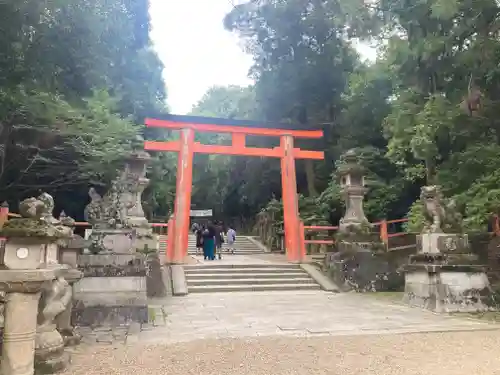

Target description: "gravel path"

left=64, top=330, right=500, bottom=375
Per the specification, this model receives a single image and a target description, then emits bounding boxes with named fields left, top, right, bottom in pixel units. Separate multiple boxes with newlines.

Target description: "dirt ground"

left=65, top=330, right=500, bottom=375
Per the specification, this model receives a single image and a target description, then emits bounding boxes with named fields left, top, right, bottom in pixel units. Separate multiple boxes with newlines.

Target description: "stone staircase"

left=187, top=234, right=266, bottom=255
left=184, top=263, right=321, bottom=293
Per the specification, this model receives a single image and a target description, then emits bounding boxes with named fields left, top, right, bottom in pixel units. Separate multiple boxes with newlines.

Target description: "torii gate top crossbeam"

left=145, top=117, right=323, bottom=138
left=144, top=116, right=324, bottom=160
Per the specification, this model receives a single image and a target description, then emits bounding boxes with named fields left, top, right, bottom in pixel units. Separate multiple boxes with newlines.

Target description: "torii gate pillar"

left=171, top=128, right=195, bottom=263
left=281, top=135, right=301, bottom=262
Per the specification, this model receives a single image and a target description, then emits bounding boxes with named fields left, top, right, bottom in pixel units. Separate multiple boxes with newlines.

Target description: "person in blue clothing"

left=202, top=221, right=217, bottom=260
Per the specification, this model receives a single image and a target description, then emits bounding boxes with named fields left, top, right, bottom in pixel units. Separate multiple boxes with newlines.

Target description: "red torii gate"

left=144, top=115, right=324, bottom=263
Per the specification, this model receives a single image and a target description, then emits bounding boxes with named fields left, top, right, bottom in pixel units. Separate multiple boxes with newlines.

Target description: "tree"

left=225, top=0, right=360, bottom=196
left=362, top=0, right=500, bottom=228
left=0, top=0, right=168, bottom=219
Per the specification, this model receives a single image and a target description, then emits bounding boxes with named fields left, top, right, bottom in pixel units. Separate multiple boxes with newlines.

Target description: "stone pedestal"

left=0, top=269, right=55, bottom=375
left=72, top=253, right=148, bottom=327
left=416, top=233, right=469, bottom=254
left=404, top=263, right=491, bottom=312
left=404, top=233, right=492, bottom=312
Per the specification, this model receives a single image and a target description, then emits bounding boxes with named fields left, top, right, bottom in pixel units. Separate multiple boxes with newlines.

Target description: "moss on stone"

left=0, top=218, right=71, bottom=239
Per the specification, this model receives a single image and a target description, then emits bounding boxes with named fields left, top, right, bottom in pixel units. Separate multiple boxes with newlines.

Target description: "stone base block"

left=73, top=276, right=147, bottom=327
left=325, top=246, right=403, bottom=292
left=71, top=305, right=148, bottom=327
left=404, top=264, right=492, bottom=313
left=74, top=276, right=146, bottom=294
left=170, top=265, right=188, bottom=296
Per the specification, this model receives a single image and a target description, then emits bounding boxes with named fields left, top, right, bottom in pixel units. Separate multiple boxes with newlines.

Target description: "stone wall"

left=324, top=242, right=406, bottom=292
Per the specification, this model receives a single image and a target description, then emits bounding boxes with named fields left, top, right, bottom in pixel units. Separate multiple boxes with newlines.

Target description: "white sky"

left=150, top=0, right=376, bottom=115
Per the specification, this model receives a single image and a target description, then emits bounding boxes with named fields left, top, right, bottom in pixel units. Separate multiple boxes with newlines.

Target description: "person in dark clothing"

left=195, top=225, right=204, bottom=255
left=215, top=221, right=224, bottom=260
left=202, top=222, right=217, bottom=260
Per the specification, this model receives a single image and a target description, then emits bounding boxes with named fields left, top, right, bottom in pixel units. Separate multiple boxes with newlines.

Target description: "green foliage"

left=404, top=200, right=425, bottom=233
left=455, top=170, right=500, bottom=231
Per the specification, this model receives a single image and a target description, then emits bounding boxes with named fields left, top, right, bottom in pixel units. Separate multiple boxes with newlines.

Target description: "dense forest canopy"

left=0, top=0, right=167, bottom=219
left=3, top=0, right=500, bottom=232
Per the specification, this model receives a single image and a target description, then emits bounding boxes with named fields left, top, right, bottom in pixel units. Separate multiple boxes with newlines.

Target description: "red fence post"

left=0, top=202, right=8, bottom=230
left=298, top=220, right=306, bottom=262
left=380, top=219, right=388, bottom=249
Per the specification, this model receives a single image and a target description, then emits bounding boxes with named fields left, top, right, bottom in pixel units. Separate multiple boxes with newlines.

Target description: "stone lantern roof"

left=128, top=135, right=151, bottom=162
left=337, top=149, right=365, bottom=178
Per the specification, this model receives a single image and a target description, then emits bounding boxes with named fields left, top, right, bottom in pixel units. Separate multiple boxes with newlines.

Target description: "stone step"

left=185, top=269, right=302, bottom=277
left=188, top=248, right=262, bottom=251
left=187, top=252, right=266, bottom=256
left=188, top=253, right=265, bottom=256
left=184, top=264, right=302, bottom=272
left=188, top=246, right=262, bottom=250
left=187, top=283, right=321, bottom=293
left=184, top=272, right=306, bottom=279
left=187, top=277, right=315, bottom=286
left=185, top=263, right=298, bottom=269
left=187, top=244, right=261, bottom=249
left=187, top=248, right=264, bottom=252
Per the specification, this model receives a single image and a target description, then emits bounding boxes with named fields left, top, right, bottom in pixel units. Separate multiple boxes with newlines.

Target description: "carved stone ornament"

left=420, top=185, right=463, bottom=234
left=35, top=274, right=72, bottom=373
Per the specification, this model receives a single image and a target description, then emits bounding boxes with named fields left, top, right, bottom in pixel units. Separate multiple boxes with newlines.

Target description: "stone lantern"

left=123, top=147, right=151, bottom=231
left=0, top=194, right=73, bottom=375
left=337, top=149, right=369, bottom=232
left=83, top=136, right=156, bottom=254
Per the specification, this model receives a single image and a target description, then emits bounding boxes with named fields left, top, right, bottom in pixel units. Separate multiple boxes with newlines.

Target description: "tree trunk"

left=304, top=159, right=318, bottom=196
left=425, top=158, right=436, bottom=185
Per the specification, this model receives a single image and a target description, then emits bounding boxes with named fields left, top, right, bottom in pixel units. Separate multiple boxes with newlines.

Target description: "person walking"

left=202, top=222, right=217, bottom=260
left=191, top=222, right=199, bottom=233
left=226, top=225, right=236, bottom=254
left=195, top=225, right=203, bottom=256
left=215, top=221, right=224, bottom=260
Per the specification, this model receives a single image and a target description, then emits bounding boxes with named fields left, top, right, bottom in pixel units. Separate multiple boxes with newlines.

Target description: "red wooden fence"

left=302, top=218, right=410, bottom=250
